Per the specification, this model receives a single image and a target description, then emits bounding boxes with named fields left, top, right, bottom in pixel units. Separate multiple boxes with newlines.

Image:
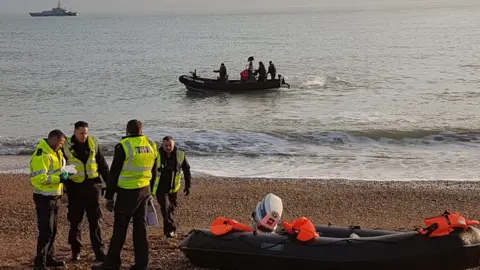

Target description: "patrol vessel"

left=29, top=0, right=78, bottom=17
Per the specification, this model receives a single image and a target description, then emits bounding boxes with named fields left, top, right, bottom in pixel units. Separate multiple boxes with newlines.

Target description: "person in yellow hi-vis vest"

left=62, top=121, right=110, bottom=262
left=30, top=130, right=69, bottom=270
left=93, top=120, right=157, bottom=270
left=152, top=136, right=191, bottom=238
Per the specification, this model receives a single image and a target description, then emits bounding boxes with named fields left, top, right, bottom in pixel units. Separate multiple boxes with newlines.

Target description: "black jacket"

left=65, top=135, right=110, bottom=184
left=214, top=65, right=227, bottom=79
left=156, top=146, right=191, bottom=193
left=268, top=64, right=276, bottom=75
left=105, top=135, right=158, bottom=200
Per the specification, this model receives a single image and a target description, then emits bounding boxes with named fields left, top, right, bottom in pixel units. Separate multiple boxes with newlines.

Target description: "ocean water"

left=1, top=3, right=480, bottom=180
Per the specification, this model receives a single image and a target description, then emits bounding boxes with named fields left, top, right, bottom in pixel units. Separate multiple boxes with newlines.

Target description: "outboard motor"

left=251, top=193, right=283, bottom=233
left=278, top=74, right=290, bottom=88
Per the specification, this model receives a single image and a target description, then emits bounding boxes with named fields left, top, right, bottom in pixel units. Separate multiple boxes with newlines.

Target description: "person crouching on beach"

left=152, top=136, right=192, bottom=238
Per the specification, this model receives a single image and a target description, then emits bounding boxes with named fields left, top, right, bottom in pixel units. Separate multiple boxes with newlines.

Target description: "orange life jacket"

left=418, top=211, right=479, bottom=237
left=210, top=217, right=255, bottom=236
left=282, top=217, right=319, bottom=242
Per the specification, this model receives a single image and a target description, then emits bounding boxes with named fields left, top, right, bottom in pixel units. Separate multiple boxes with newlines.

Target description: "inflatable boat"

left=179, top=223, right=480, bottom=270
left=178, top=70, right=290, bottom=93
left=180, top=194, right=480, bottom=270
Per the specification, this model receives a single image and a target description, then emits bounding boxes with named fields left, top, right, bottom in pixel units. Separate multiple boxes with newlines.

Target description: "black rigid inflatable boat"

left=179, top=224, right=480, bottom=270
left=178, top=70, right=290, bottom=93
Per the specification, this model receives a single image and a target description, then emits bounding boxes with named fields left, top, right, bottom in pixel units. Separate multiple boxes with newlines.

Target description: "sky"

left=0, top=0, right=479, bottom=15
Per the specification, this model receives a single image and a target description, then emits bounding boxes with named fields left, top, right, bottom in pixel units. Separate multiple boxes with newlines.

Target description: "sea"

left=1, top=2, right=480, bottom=180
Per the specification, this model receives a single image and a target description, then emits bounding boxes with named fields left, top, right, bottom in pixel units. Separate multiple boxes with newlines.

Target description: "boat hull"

left=29, top=12, right=78, bottom=17
left=179, top=225, right=480, bottom=270
left=179, top=75, right=290, bottom=93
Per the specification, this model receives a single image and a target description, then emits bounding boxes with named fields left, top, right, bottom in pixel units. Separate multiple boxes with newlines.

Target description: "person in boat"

left=247, top=56, right=255, bottom=81
left=255, top=62, right=267, bottom=82
left=213, top=63, right=227, bottom=83
left=240, top=69, right=249, bottom=81
left=268, top=61, right=276, bottom=80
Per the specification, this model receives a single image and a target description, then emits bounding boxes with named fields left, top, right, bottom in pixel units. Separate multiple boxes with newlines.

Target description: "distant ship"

left=29, top=0, right=78, bottom=17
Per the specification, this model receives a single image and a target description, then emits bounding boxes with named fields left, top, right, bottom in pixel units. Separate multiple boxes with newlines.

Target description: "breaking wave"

left=298, top=75, right=357, bottom=89
left=1, top=128, right=479, bottom=157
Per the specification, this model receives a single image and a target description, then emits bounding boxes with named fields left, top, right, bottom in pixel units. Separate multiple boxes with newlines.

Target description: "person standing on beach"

left=30, top=130, right=68, bottom=269
left=152, top=136, right=192, bottom=238
left=93, top=120, right=157, bottom=270
left=62, top=121, right=110, bottom=262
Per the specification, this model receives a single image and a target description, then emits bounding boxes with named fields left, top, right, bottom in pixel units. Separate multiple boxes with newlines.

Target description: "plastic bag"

left=61, top=165, right=77, bottom=175
left=146, top=197, right=159, bottom=226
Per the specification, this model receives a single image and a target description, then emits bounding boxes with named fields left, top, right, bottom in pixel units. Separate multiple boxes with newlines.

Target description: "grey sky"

left=1, top=0, right=479, bottom=15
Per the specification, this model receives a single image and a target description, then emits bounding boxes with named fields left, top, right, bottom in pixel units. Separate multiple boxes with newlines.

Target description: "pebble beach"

left=1, top=173, right=479, bottom=269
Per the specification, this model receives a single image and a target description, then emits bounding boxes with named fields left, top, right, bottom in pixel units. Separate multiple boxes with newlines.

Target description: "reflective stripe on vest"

left=30, top=139, right=64, bottom=196
left=30, top=169, right=47, bottom=177
left=30, top=155, right=61, bottom=184
left=118, top=136, right=157, bottom=189
left=63, top=136, right=100, bottom=183
left=33, top=188, right=63, bottom=196
left=152, top=150, right=185, bottom=195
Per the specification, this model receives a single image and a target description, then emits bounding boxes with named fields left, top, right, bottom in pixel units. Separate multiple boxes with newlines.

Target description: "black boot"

left=33, top=263, right=47, bottom=270
left=129, top=265, right=147, bottom=270
left=71, top=247, right=81, bottom=262
left=92, top=264, right=119, bottom=270
left=33, top=264, right=46, bottom=270
left=33, top=256, right=46, bottom=270
left=46, top=256, right=66, bottom=267
left=165, top=231, right=176, bottom=238
left=71, top=252, right=81, bottom=262
left=95, top=251, right=106, bottom=262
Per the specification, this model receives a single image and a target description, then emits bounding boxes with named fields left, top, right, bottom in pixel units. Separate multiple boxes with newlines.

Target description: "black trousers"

left=65, top=179, right=104, bottom=257
left=156, top=191, right=178, bottom=235
left=33, top=193, right=60, bottom=263
left=104, top=186, right=150, bottom=268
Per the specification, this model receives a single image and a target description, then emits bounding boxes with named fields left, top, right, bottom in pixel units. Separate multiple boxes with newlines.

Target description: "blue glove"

left=60, top=172, right=70, bottom=183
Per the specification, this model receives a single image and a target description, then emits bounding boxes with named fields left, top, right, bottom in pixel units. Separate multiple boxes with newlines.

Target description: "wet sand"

left=1, top=173, right=479, bottom=269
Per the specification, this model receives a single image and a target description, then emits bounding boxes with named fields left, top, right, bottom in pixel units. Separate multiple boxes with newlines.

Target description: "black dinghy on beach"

left=179, top=215, right=480, bottom=270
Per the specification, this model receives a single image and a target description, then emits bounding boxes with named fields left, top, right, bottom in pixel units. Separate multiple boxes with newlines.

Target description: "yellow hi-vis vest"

left=29, top=139, right=65, bottom=196
left=152, top=150, right=185, bottom=195
left=118, top=136, right=157, bottom=189
left=63, top=136, right=100, bottom=183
